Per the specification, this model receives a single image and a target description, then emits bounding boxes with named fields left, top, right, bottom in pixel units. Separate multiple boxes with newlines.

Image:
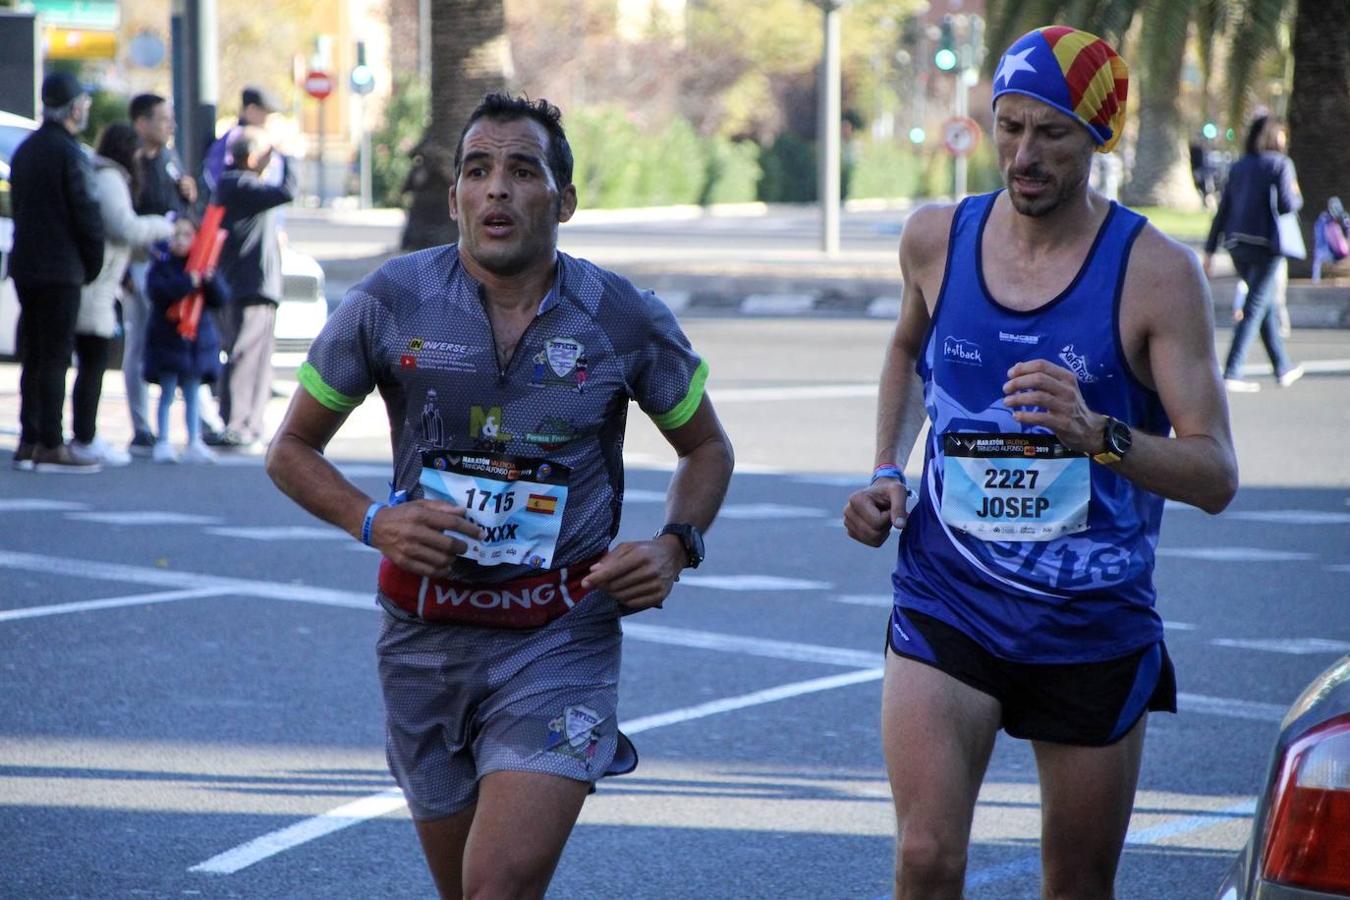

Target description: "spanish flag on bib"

left=991, top=26, right=1128, bottom=154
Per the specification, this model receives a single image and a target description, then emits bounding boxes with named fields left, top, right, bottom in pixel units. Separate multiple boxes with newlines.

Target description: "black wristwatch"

left=1091, top=416, right=1133, bottom=464
left=654, top=523, right=705, bottom=569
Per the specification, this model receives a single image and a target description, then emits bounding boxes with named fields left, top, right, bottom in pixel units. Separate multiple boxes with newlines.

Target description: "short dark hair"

left=128, top=93, right=166, bottom=122
left=453, top=93, right=573, bottom=190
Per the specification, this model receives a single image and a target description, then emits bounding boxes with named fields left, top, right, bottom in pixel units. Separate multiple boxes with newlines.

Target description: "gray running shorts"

left=376, top=589, right=637, bottom=820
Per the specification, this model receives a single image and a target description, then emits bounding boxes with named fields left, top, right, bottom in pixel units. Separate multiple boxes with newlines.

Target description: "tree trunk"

left=401, top=0, right=511, bottom=250
left=1121, top=2, right=1203, bottom=210
left=1286, top=0, right=1350, bottom=277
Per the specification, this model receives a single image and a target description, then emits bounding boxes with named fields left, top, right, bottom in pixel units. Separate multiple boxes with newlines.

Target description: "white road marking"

left=0, top=499, right=88, bottom=512
left=0, top=552, right=373, bottom=610
left=711, top=383, right=877, bottom=402
left=830, top=594, right=892, bottom=607
left=1156, top=547, right=1315, bottom=562
left=188, top=788, right=408, bottom=875
left=678, top=574, right=832, bottom=591
left=621, top=489, right=668, bottom=503
left=334, top=464, right=394, bottom=480
left=717, top=503, right=829, bottom=519
left=0, top=587, right=233, bottom=622
left=622, top=667, right=883, bottom=734
left=1124, top=798, right=1257, bottom=844
left=624, top=622, right=877, bottom=668
left=189, top=667, right=885, bottom=875
left=965, top=799, right=1257, bottom=890
left=204, top=526, right=351, bottom=541
left=1223, top=510, right=1350, bottom=525
left=1239, top=357, right=1350, bottom=376
left=1177, top=692, right=1286, bottom=722
left=1211, top=637, right=1350, bottom=655
left=65, top=512, right=222, bottom=526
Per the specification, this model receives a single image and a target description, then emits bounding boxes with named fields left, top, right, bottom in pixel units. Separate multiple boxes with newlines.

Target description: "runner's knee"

left=895, top=828, right=968, bottom=892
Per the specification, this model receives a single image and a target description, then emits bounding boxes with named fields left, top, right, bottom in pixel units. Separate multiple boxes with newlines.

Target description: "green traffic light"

left=934, top=48, right=958, bottom=71
left=1202, top=122, right=1218, bottom=140
left=909, top=126, right=926, bottom=144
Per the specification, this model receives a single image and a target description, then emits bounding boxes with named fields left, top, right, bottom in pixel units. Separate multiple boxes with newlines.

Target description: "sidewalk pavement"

left=300, top=205, right=1350, bottom=328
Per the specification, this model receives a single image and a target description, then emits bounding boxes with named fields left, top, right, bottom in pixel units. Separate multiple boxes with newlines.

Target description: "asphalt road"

left=1, top=323, right=1348, bottom=899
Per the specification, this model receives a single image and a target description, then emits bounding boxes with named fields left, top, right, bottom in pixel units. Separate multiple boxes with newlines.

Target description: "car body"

left=1217, top=655, right=1350, bottom=899
left=0, top=110, right=326, bottom=363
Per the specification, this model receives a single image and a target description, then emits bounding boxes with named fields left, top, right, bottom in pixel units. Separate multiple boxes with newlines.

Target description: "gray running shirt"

left=298, top=246, right=708, bottom=583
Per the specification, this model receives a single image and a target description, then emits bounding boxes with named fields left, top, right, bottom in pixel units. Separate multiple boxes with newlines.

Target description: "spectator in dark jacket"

left=1203, top=115, right=1304, bottom=392
left=211, top=126, right=296, bottom=450
left=9, top=72, right=106, bottom=473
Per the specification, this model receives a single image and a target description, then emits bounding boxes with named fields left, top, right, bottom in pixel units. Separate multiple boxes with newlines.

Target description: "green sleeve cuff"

left=297, top=361, right=364, bottom=413
left=650, top=359, right=709, bottom=431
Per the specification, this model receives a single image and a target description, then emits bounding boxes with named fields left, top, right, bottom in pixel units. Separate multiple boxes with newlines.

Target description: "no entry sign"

left=303, top=70, right=333, bottom=100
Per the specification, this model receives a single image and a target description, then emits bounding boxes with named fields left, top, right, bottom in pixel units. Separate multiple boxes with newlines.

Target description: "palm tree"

left=984, top=0, right=1291, bottom=210
left=401, top=0, right=511, bottom=250
left=1286, top=0, right=1350, bottom=276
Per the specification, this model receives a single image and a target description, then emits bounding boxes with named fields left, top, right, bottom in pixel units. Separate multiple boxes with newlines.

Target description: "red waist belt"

left=377, top=554, right=603, bottom=628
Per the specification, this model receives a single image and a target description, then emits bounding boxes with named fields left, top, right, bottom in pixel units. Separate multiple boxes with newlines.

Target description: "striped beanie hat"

left=991, top=26, right=1129, bottom=153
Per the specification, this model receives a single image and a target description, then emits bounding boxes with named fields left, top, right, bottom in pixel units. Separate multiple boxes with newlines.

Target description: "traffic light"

left=350, top=40, right=374, bottom=95
left=934, top=16, right=958, bottom=72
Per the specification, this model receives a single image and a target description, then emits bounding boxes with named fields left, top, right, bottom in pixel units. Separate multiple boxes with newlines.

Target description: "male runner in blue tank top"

left=844, top=27, right=1238, bottom=899
left=265, top=94, right=734, bottom=898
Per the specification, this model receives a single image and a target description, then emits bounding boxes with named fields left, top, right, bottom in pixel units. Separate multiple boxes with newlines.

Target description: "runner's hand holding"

left=368, top=500, right=484, bottom=578
left=1002, top=359, right=1107, bottom=453
left=581, top=540, right=684, bottom=612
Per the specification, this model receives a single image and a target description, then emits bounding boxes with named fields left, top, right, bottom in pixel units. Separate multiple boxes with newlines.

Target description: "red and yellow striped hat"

left=991, top=26, right=1129, bottom=153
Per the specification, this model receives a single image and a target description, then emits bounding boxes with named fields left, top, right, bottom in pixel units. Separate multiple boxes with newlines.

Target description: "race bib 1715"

left=419, top=450, right=572, bottom=568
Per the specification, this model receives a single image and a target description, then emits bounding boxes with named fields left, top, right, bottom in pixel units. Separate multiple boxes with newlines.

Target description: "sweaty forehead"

left=461, top=117, right=551, bottom=159
left=994, top=93, right=1078, bottom=128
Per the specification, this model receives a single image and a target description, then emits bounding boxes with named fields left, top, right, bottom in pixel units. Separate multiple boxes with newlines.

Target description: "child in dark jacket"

left=144, top=218, right=230, bottom=463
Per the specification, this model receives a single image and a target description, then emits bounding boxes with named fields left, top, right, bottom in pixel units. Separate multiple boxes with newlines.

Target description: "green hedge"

left=371, top=92, right=1001, bottom=209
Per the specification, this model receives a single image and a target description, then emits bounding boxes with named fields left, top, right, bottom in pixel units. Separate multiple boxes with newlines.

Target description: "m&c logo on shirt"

left=943, top=336, right=983, bottom=366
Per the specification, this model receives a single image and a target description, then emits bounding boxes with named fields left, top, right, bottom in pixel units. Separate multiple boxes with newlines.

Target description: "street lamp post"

left=814, top=0, right=845, bottom=257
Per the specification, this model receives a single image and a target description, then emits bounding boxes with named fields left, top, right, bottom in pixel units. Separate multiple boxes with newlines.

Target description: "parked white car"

left=0, top=110, right=326, bottom=364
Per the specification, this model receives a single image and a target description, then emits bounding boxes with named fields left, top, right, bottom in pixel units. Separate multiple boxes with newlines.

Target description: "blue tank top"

left=893, top=191, right=1170, bottom=663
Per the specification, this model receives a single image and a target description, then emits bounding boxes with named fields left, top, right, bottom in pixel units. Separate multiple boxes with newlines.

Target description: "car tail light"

left=1261, top=712, right=1350, bottom=894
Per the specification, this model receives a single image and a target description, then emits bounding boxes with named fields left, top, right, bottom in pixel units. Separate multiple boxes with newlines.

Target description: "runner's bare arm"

left=844, top=204, right=951, bottom=546
left=581, top=397, right=734, bottom=611
left=266, top=390, right=483, bottom=577
left=1003, top=229, right=1238, bottom=513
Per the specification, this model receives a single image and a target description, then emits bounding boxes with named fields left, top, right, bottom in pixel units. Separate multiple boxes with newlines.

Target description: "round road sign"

left=303, top=70, right=333, bottom=101
left=942, top=116, right=981, bottom=157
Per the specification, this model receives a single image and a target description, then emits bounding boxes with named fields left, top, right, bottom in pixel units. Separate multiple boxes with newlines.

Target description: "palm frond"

left=1138, top=0, right=1195, bottom=86
left=1225, top=0, right=1290, bottom=126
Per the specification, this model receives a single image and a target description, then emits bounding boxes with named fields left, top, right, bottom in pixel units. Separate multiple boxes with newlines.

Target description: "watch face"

left=1109, top=420, right=1132, bottom=455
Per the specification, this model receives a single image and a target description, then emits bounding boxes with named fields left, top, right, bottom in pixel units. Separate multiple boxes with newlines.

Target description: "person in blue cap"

left=844, top=26, right=1239, bottom=898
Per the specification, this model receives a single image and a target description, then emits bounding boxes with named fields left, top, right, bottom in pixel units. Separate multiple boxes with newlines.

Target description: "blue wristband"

left=361, top=501, right=385, bottom=547
left=870, top=464, right=906, bottom=486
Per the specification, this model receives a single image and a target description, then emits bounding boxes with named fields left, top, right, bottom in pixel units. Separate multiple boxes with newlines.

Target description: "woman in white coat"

left=70, top=122, right=175, bottom=466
